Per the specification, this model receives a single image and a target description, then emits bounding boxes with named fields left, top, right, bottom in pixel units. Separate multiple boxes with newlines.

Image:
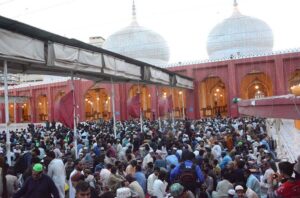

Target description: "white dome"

left=102, top=3, right=170, bottom=66
left=207, top=5, right=274, bottom=59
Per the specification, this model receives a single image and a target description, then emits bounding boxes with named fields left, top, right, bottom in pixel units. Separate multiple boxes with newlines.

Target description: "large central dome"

left=207, top=1, right=274, bottom=59
left=102, top=1, right=170, bottom=66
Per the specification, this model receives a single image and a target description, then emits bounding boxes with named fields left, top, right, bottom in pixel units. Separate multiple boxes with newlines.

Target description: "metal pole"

left=182, top=91, right=185, bottom=120
left=4, top=60, right=11, bottom=166
left=156, top=86, right=162, bottom=131
left=138, top=82, right=143, bottom=133
left=71, top=75, right=78, bottom=159
left=111, top=78, right=117, bottom=138
left=14, top=98, right=17, bottom=123
left=172, top=87, right=175, bottom=130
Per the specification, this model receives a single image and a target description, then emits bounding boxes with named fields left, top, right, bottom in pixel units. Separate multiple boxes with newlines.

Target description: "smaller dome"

left=207, top=2, right=274, bottom=59
left=102, top=1, right=170, bottom=66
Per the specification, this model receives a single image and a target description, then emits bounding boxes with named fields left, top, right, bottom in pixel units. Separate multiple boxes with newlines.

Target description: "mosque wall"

left=0, top=52, right=300, bottom=124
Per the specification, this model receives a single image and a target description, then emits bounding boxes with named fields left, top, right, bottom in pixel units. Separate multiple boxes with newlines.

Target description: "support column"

left=47, top=86, right=53, bottom=122
left=15, top=103, right=21, bottom=123
left=150, top=86, right=157, bottom=121
left=228, top=63, right=238, bottom=117
left=186, top=85, right=196, bottom=119
left=274, top=57, right=286, bottom=95
left=30, top=89, right=36, bottom=123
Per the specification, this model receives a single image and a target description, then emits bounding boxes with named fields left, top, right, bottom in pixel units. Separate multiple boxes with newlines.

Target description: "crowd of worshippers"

left=0, top=117, right=299, bottom=198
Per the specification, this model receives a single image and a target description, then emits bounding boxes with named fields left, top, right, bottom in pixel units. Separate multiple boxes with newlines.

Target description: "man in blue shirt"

left=170, top=151, right=204, bottom=195
left=134, top=165, right=147, bottom=193
left=219, top=151, right=232, bottom=170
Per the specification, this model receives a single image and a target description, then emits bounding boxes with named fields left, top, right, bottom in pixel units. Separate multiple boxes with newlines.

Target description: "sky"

left=0, top=0, right=300, bottom=63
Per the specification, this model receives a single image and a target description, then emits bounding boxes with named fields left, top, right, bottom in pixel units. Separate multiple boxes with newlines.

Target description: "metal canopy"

left=0, top=96, right=29, bottom=103
left=0, top=16, right=194, bottom=89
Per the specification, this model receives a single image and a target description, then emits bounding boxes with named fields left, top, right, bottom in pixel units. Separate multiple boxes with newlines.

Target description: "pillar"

left=150, top=86, right=157, bottom=121
left=228, top=63, right=239, bottom=117
left=47, top=86, right=53, bottom=122
left=30, top=89, right=36, bottom=123
left=274, top=57, right=286, bottom=95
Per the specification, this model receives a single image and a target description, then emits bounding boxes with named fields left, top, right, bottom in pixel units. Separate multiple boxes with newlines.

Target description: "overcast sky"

left=1, top=0, right=299, bottom=63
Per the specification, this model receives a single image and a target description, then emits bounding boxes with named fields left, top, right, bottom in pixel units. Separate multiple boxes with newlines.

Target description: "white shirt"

left=99, top=168, right=111, bottom=187
left=142, top=153, right=153, bottom=170
left=69, top=169, right=79, bottom=198
left=153, top=179, right=167, bottom=198
left=212, top=144, right=222, bottom=160
left=48, top=158, right=66, bottom=198
left=260, top=168, right=275, bottom=195
left=147, top=173, right=158, bottom=196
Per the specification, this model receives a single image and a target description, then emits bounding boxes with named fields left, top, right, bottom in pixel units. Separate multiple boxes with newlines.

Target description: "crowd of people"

left=0, top=117, right=299, bottom=198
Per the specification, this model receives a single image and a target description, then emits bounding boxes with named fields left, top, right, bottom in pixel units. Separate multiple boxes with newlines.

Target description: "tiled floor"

left=267, top=119, right=300, bottom=162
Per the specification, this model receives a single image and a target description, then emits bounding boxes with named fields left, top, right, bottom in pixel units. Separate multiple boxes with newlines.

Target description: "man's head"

left=32, top=163, right=43, bottom=180
left=278, top=161, right=294, bottom=178
left=75, top=181, right=91, bottom=198
left=154, top=167, right=160, bottom=176
left=170, top=183, right=184, bottom=198
left=235, top=185, right=245, bottom=198
left=74, top=159, right=84, bottom=171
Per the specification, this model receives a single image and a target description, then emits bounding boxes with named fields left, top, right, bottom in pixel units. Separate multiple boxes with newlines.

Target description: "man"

left=260, top=159, right=274, bottom=197
left=47, top=151, right=66, bottom=198
left=75, top=181, right=91, bottom=198
left=244, top=169, right=261, bottom=197
left=134, top=165, right=146, bottom=193
left=147, top=167, right=160, bottom=196
left=170, top=151, right=204, bottom=195
left=69, top=160, right=84, bottom=198
left=13, top=163, right=59, bottom=198
left=212, top=141, right=222, bottom=162
left=219, top=151, right=232, bottom=170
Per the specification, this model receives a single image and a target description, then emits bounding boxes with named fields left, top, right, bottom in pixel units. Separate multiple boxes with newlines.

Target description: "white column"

left=71, top=75, right=78, bottom=159
left=111, top=78, right=117, bottom=138
left=4, top=60, right=11, bottom=166
left=138, top=83, right=143, bottom=133
left=156, top=86, right=162, bottom=131
left=171, top=87, right=175, bottom=130
left=14, top=98, right=17, bottom=123
left=180, top=90, right=185, bottom=120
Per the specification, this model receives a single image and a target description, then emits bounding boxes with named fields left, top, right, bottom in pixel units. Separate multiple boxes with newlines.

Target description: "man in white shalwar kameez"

left=47, top=151, right=66, bottom=198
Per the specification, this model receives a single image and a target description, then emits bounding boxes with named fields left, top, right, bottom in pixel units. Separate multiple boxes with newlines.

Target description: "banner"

left=54, top=91, right=74, bottom=128
left=128, top=94, right=140, bottom=118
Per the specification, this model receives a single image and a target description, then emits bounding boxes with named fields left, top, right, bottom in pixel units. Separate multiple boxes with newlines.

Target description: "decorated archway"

left=36, top=95, right=48, bottom=122
left=21, top=100, right=31, bottom=122
left=84, top=88, right=111, bottom=121
left=159, top=87, right=186, bottom=119
left=240, top=72, right=273, bottom=99
left=289, top=70, right=300, bottom=95
left=199, top=77, right=227, bottom=117
left=128, top=85, right=151, bottom=119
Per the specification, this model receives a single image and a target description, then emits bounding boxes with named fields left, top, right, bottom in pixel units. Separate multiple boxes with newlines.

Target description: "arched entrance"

left=85, top=88, right=111, bottom=121
left=199, top=77, right=227, bottom=117
left=21, top=100, right=31, bottom=122
left=129, top=85, right=151, bottom=119
left=289, top=70, right=300, bottom=95
left=240, top=72, right=273, bottom=99
left=159, top=87, right=186, bottom=119
left=37, top=95, right=48, bottom=122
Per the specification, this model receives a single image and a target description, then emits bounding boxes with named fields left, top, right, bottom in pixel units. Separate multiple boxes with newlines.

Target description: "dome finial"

left=233, top=0, right=238, bottom=7
left=132, top=0, right=137, bottom=21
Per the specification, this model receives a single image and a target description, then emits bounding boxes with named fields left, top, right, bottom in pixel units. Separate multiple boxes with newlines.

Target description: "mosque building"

left=0, top=0, right=300, bottom=125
